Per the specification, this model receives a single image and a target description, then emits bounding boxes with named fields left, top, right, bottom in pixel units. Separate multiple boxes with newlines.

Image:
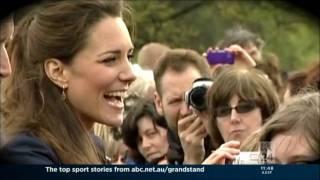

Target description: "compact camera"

left=207, top=50, right=235, bottom=65
left=232, top=152, right=263, bottom=164
left=232, top=142, right=272, bottom=164
left=184, top=78, right=213, bottom=111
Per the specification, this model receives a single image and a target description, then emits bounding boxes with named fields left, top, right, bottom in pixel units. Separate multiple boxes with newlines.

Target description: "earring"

left=61, top=85, right=66, bottom=101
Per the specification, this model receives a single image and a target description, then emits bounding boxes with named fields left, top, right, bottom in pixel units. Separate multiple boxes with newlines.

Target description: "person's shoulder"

left=0, top=133, right=60, bottom=164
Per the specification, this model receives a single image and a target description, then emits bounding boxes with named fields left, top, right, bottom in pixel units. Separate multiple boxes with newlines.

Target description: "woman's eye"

left=127, top=54, right=134, bottom=61
left=102, top=57, right=117, bottom=64
left=147, top=131, right=157, bottom=137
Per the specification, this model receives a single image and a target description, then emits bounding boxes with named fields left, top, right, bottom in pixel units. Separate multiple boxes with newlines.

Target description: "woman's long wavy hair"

left=1, top=0, right=130, bottom=164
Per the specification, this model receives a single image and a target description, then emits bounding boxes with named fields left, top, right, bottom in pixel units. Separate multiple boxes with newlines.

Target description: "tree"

left=128, top=0, right=319, bottom=71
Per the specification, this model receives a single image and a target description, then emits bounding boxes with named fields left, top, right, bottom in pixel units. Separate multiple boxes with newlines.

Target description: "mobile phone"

left=206, top=51, right=235, bottom=65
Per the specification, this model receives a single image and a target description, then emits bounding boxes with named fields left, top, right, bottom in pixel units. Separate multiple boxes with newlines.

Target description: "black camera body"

left=185, top=78, right=213, bottom=111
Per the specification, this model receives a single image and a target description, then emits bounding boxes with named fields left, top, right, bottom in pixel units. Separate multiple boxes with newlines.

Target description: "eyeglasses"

left=216, top=101, right=257, bottom=117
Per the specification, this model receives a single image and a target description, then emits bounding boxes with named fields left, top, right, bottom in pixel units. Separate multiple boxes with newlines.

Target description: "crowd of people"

left=0, top=0, right=319, bottom=165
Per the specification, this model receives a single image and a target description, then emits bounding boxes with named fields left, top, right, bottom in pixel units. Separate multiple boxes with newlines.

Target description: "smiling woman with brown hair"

left=0, top=0, right=136, bottom=164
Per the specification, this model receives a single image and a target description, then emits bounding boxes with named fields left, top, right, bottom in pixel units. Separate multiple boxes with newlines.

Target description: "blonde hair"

left=259, top=92, right=320, bottom=156
left=240, top=130, right=261, bottom=152
left=93, top=123, right=124, bottom=162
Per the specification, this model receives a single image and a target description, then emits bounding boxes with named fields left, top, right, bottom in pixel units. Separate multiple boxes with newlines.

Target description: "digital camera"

left=207, top=51, right=235, bottom=65
left=185, top=78, right=213, bottom=111
left=232, top=152, right=263, bottom=164
left=232, top=142, right=272, bottom=164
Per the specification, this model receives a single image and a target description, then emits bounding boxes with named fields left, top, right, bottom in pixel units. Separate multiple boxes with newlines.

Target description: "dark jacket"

left=0, top=133, right=60, bottom=164
left=0, top=132, right=106, bottom=164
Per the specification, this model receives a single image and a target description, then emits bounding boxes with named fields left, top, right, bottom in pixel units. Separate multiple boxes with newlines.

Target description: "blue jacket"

left=0, top=132, right=106, bottom=164
left=0, top=133, right=60, bottom=164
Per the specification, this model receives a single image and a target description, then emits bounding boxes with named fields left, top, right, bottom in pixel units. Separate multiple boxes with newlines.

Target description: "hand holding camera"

left=203, top=141, right=272, bottom=164
left=202, top=140, right=241, bottom=164
left=232, top=141, right=272, bottom=164
left=225, top=44, right=256, bottom=67
left=178, top=113, right=207, bottom=164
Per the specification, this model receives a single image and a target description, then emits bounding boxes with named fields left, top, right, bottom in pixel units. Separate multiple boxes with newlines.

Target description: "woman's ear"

left=44, top=58, right=69, bottom=88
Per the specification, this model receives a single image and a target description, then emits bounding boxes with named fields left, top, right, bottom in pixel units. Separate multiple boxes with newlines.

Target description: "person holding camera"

left=215, top=26, right=285, bottom=100
left=203, top=66, right=279, bottom=164
left=217, top=26, right=265, bottom=64
left=153, top=48, right=211, bottom=164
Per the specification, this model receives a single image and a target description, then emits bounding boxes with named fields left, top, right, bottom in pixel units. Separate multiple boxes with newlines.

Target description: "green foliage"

left=127, top=0, right=199, bottom=56
left=128, top=0, right=319, bottom=71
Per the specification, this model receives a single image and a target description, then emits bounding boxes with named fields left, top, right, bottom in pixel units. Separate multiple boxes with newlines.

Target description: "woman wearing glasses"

left=203, top=66, right=279, bottom=164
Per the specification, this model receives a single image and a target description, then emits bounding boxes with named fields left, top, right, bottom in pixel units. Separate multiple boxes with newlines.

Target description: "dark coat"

left=0, top=132, right=106, bottom=164
left=0, top=133, right=60, bottom=164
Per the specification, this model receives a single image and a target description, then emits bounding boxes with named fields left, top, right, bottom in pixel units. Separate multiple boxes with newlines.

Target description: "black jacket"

left=0, top=133, right=60, bottom=164
left=0, top=132, right=106, bottom=164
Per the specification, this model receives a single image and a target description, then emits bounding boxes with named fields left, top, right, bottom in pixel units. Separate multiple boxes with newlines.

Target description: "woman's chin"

left=102, top=115, right=123, bottom=127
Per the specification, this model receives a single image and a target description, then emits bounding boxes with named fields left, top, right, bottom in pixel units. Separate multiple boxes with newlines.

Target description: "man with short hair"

left=153, top=48, right=211, bottom=164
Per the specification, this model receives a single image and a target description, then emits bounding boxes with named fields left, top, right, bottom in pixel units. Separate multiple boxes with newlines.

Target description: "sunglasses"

left=216, top=101, right=257, bottom=117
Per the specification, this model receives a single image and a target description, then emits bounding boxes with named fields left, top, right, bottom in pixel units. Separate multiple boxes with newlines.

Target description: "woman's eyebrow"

left=98, top=49, right=121, bottom=57
left=98, top=47, right=135, bottom=57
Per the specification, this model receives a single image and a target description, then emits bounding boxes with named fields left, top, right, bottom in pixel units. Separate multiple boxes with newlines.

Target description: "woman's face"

left=137, top=116, right=169, bottom=163
left=65, top=17, right=136, bottom=129
left=0, top=18, right=14, bottom=79
left=216, top=95, right=263, bottom=143
left=270, top=132, right=318, bottom=164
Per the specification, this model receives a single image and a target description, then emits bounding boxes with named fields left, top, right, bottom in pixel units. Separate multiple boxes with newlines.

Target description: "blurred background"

left=126, top=0, right=319, bottom=72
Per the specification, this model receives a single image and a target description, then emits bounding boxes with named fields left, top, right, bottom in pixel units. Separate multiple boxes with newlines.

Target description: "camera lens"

left=189, top=86, right=207, bottom=111
left=186, top=77, right=213, bottom=111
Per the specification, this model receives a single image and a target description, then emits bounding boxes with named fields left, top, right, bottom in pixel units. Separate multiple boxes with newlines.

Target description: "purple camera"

left=207, top=51, right=235, bottom=65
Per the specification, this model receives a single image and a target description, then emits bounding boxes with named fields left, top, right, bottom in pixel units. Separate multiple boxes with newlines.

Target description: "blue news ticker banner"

left=0, top=165, right=319, bottom=180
